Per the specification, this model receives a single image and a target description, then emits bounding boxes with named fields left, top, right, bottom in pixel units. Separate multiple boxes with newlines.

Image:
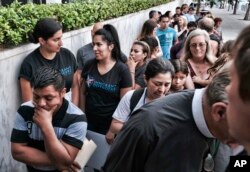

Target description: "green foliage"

left=0, top=0, right=168, bottom=48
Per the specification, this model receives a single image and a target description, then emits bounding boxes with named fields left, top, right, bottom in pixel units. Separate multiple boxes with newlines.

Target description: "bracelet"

left=130, top=71, right=135, bottom=74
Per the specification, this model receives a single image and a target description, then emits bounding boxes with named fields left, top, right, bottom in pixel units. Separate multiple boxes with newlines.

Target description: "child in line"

left=170, top=59, right=189, bottom=92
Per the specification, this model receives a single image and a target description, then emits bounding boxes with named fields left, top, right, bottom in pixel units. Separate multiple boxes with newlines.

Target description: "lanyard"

left=203, top=139, right=220, bottom=172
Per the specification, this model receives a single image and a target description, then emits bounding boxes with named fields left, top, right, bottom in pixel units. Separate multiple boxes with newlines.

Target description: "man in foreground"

left=11, top=66, right=87, bottom=172
left=227, top=25, right=250, bottom=155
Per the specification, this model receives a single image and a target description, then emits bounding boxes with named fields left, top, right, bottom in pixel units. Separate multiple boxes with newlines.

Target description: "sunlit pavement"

left=210, top=6, right=250, bottom=41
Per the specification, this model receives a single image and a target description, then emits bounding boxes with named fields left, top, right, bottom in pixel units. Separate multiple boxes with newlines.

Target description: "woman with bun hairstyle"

left=19, top=18, right=79, bottom=106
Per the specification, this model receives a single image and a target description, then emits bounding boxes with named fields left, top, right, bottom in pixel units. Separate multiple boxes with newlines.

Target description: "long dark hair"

left=94, top=24, right=125, bottom=62
left=138, top=19, right=158, bottom=39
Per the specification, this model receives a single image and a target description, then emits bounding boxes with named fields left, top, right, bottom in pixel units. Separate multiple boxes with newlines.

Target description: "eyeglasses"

left=190, top=42, right=206, bottom=49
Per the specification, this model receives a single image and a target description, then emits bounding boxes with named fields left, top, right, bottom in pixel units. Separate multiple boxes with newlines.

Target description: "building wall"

left=0, top=0, right=191, bottom=171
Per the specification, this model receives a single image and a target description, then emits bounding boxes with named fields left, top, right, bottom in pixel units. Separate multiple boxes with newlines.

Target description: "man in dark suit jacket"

left=102, top=62, right=236, bottom=172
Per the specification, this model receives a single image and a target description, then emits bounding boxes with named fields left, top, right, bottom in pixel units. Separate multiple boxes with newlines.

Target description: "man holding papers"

left=11, top=66, right=87, bottom=172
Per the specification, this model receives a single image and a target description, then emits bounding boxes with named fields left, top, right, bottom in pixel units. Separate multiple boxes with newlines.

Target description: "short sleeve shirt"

left=76, top=43, right=95, bottom=70
left=11, top=99, right=87, bottom=171
left=157, top=27, right=177, bottom=59
left=19, top=47, right=77, bottom=92
left=82, top=59, right=132, bottom=118
left=112, top=89, right=147, bottom=122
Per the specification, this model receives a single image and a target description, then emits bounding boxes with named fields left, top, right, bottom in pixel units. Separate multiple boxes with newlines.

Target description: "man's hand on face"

left=33, top=103, right=58, bottom=129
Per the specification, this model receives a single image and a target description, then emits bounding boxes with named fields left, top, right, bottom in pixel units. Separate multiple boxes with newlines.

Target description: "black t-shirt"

left=82, top=59, right=132, bottom=118
left=135, top=63, right=147, bottom=88
left=76, top=43, right=128, bottom=70
left=19, top=47, right=77, bottom=92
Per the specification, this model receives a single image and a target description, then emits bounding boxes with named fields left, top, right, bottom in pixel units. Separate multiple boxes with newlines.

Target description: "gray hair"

left=205, top=61, right=232, bottom=106
left=183, top=28, right=216, bottom=64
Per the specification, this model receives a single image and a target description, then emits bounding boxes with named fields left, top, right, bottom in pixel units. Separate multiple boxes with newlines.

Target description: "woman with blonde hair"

left=182, top=28, right=217, bottom=88
left=175, top=15, right=188, bottom=42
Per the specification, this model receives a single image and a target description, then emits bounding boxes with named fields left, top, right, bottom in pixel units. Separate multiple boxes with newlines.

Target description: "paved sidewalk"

left=210, top=7, right=250, bottom=41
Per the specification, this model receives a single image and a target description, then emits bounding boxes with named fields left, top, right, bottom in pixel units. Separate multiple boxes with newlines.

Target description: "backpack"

left=130, top=88, right=145, bottom=113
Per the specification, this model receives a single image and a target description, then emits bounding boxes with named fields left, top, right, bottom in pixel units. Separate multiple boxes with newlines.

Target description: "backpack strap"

left=130, top=88, right=145, bottom=113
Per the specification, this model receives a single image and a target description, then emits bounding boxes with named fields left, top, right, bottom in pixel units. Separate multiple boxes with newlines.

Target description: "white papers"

left=86, top=130, right=111, bottom=170
left=75, top=138, right=97, bottom=169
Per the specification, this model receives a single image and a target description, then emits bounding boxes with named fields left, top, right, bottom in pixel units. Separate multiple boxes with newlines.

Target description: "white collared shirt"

left=112, top=89, right=147, bottom=122
left=192, top=88, right=215, bottom=138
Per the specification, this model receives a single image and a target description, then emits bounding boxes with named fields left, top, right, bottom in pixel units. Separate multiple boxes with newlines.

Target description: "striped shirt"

left=11, top=99, right=87, bottom=171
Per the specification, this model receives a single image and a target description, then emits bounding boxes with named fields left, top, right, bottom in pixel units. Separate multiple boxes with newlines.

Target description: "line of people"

left=9, top=2, right=250, bottom=172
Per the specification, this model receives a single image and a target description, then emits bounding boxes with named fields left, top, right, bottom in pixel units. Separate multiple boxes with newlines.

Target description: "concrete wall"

left=0, top=0, right=191, bottom=171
